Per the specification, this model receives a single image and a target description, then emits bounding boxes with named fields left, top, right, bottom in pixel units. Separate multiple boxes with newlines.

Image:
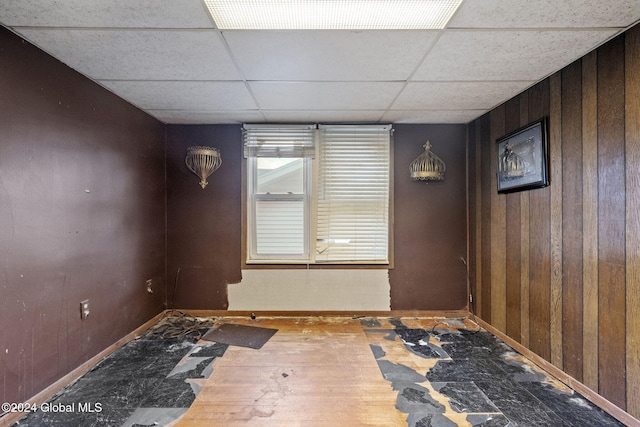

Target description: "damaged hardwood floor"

left=10, top=315, right=625, bottom=427
left=178, top=317, right=406, bottom=426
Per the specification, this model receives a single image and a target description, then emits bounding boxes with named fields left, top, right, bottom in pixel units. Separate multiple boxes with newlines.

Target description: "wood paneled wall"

left=468, top=25, right=640, bottom=418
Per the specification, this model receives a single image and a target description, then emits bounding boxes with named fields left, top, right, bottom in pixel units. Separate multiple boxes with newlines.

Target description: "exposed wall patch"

left=228, top=269, right=391, bottom=311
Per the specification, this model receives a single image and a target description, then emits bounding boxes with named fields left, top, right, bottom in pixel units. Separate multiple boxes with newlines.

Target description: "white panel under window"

left=229, top=269, right=391, bottom=311
left=255, top=199, right=305, bottom=256
left=316, top=125, right=391, bottom=262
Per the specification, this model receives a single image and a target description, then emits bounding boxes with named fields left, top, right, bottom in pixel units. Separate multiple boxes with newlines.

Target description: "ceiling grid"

left=0, top=0, right=638, bottom=124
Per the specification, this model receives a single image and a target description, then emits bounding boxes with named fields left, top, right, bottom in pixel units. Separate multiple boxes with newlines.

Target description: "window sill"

left=243, top=261, right=390, bottom=269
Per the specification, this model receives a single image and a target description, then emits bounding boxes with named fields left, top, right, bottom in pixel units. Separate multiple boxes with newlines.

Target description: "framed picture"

left=496, top=117, right=549, bottom=194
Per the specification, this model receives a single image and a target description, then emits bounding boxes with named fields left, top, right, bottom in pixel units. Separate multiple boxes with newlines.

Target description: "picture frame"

left=496, top=117, right=549, bottom=194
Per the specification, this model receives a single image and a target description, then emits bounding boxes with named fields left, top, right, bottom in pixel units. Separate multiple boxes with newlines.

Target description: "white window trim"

left=246, top=155, right=312, bottom=263
left=244, top=124, right=392, bottom=265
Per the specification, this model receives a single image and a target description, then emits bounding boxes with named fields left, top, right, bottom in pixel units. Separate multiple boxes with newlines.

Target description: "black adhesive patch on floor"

left=140, top=378, right=196, bottom=408
left=376, top=359, right=429, bottom=386
left=397, top=384, right=445, bottom=413
left=188, top=342, right=228, bottom=358
left=394, top=327, right=449, bottom=359
left=370, top=344, right=386, bottom=359
left=427, top=358, right=510, bottom=382
left=12, top=407, right=135, bottom=427
left=408, top=412, right=457, bottom=427
left=202, top=323, right=278, bottom=349
left=166, top=357, right=214, bottom=380
left=431, top=382, right=499, bottom=413
left=12, top=316, right=226, bottom=427
left=368, top=325, right=626, bottom=427
left=360, top=318, right=382, bottom=328
left=465, top=414, right=511, bottom=426
left=140, top=316, right=214, bottom=342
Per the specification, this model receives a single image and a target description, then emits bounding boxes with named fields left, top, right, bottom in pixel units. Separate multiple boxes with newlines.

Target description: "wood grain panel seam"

left=596, top=35, right=627, bottom=409
left=550, top=72, right=564, bottom=370
left=625, top=25, right=640, bottom=419
left=475, top=125, right=483, bottom=318
left=490, top=108, right=507, bottom=333
left=582, top=50, right=599, bottom=393
left=519, top=94, right=531, bottom=348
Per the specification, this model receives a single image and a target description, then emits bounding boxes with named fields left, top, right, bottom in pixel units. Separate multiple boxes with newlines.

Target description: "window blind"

left=243, top=124, right=316, bottom=158
left=245, top=125, right=312, bottom=261
left=316, top=125, right=391, bottom=262
left=255, top=199, right=305, bottom=256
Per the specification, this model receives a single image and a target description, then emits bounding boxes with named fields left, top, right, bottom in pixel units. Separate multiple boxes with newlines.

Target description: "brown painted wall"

left=0, top=28, right=166, bottom=405
left=390, top=124, right=468, bottom=310
left=166, top=123, right=468, bottom=310
left=166, top=125, right=243, bottom=309
left=468, top=25, right=640, bottom=418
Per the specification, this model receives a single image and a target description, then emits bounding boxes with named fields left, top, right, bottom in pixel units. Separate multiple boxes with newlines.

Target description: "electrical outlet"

left=146, top=279, right=153, bottom=294
left=80, top=300, right=90, bottom=319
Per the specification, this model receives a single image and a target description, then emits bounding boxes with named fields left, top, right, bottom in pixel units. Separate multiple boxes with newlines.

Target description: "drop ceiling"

left=1, top=0, right=639, bottom=124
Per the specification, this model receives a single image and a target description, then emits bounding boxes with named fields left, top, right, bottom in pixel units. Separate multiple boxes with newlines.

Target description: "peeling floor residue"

left=11, top=316, right=626, bottom=427
left=12, top=316, right=227, bottom=427
left=363, top=318, right=624, bottom=427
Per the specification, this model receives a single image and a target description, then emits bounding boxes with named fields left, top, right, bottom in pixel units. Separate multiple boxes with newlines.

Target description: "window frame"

left=242, top=125, right=394, bottom=268
left=246, top=156, right=312, bottom=262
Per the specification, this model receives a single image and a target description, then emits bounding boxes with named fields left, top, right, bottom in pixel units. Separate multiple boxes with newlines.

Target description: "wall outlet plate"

left=80, top=300, right=90, bottom=319
left=146, top=279, right=153, bottom=294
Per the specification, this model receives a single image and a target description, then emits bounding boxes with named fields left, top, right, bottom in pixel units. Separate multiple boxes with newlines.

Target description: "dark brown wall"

left=166, top=123, right=468, bottom=310
left=390, top=124, right=468, bottom=310
left=0, top=28, right=166, bottom=405
left=166, top=125, right=243, bottom=309
left=468, top=25, right=640, bottom=418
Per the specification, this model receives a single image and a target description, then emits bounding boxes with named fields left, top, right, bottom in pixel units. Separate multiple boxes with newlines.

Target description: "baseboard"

left=0, top=311, right=166, bottom=427
left=178, top=309, right=471, bottom=318
left=474, top=316, right=640, bottom=427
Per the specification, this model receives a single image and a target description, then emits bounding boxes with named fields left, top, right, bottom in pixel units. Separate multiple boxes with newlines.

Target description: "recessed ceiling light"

left=203, top=0, right=463, bottom=30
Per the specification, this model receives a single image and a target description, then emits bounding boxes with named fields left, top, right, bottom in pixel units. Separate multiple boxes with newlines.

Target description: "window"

left=245, top=124, right=391, bottom=264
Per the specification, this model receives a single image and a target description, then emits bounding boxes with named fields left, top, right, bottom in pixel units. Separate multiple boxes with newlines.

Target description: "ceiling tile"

left=382, top=109, right=486, bottom=124
left=99, top=81, right=257, bottom=110
left=412, top=29, right=618, bottom=81
left=449, top=0, right=640, bottom=28
left=392, top=81, right=534, bottom=110
left=148, top=110, right=265, bottom=124
left=262, top=110, right=386, bottom=123
left=1, top=0, right=638, bottom=125
left=0, top=0, right=214, bottom=28
left=224, top=30, right=439, bottom=81
left=15, top=29, right=240, bottom=80
left=250, top=81, right=404, bottom=110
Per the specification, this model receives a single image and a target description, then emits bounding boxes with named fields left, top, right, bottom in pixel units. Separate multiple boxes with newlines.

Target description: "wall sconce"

left=410, top=141, right=445, bottom=181
left=185, top=146, right=222, bottom=189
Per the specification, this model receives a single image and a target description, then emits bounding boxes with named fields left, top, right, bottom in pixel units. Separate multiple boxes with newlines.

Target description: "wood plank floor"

left=176, top=317, right=407, bottom=426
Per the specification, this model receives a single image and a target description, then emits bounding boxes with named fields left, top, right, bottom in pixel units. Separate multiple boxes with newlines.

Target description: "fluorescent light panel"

left=203, top=0, right=463, bottom=30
